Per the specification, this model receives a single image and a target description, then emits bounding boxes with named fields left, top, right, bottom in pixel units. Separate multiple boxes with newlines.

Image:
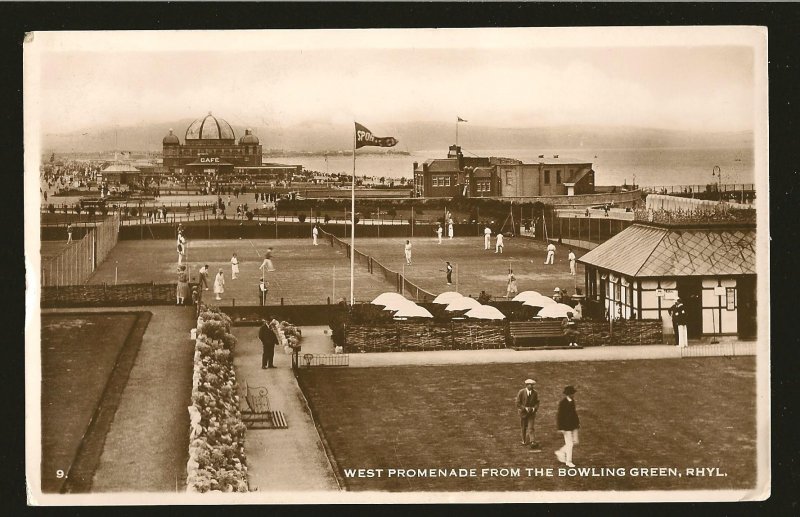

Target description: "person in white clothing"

left=230, top=253, right=239, bottom=280
left=506, top=270, right=518, bottom=298
left=448, top=219, right=454, bottom=239
left=213, top=269, right=225, bottom=301
left=404, top=240, right=412, bottom=265
left=259, top=247, right=276, bottom=273
left=176, top=233, right=186, bottom=264
left=484, top=226, right=492, bottom=250
left=435, top=224, right=443, bottom=244
left=545, top=243, right=556, bottom=265
left=495, top=233, right=504, bottom=253
left=568, top=249, right=576, bottom=275
left=312, top=224, right=319, bottom=245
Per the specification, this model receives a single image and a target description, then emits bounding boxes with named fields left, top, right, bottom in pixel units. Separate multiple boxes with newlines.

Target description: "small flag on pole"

left=355, top=122, right=398, bottom=149
left=457, top=116, right=468, bottom=123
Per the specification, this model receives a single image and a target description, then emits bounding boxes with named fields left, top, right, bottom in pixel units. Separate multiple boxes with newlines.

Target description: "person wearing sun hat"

left=516, top=378, right=541, bottom=450
left=555, top=385, right=580, bottom=467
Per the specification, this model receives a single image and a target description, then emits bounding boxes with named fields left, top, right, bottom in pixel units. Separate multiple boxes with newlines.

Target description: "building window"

left=432, top=177, right=439, bottom=187
left=506, top=172, right=512, bottom=185
left=556, top=170, right=562, bottom=184
left=544, top=170, right=550, bottom=184
left=444, top=176, right=451, bottom=187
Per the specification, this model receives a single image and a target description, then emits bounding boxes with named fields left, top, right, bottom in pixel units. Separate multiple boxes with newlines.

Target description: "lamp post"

left=712, top=166, right=722, bottom=201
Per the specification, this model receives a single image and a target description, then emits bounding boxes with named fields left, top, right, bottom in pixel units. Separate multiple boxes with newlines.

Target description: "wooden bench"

left=240, top=381, right=288, bottom=429
left=508, top=320, right=579, bottom=350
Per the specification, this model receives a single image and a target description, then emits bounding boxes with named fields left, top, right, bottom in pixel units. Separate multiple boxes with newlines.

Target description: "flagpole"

left=350, top=126, right=356, bottom=306
left=456, top=118, right=459, bottom=147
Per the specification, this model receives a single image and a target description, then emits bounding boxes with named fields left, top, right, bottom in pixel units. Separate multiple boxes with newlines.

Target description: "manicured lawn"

left=40, top=313, right=138, bottom=493
left=353, top=236, right=585, bottom=300
left=88, top=236, right=583, bottom=305
left=89, top=238, right=399, bottom=305
left=298, top=357, right=756, bottom=492
left=41, top=241, right=70, bottom=259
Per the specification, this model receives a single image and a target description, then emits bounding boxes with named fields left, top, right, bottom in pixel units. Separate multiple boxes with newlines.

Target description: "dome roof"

left=239, top=128, right=259, bottom=145
left=185, top=112, right=235, bottom=141
left=162, top=128, right=180, bottom=145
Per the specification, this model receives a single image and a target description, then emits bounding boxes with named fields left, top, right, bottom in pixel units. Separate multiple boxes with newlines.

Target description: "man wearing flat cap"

left=555, top=385, right=580, bottom=467
left=516, top=379, right=541, bottom=450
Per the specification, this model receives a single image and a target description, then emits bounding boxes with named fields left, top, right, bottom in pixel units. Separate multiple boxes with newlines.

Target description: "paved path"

left=295, top=330, right=757, bottom=368
left=42, top=306, right=196, bottom=492
left=232, top=326, right=339, bottom=493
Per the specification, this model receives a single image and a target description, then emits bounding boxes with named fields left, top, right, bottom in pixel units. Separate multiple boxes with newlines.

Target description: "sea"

left=276, top=147, right=755, bottom=188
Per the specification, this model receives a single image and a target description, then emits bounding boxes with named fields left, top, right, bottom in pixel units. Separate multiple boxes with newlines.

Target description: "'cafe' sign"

left=200, top=157, right=220, bottom=163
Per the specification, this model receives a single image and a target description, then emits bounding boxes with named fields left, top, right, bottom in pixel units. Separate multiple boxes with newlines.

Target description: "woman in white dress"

left=506, top=270, right=518, bottom=298
left=213, top=268, right=225, bottom=301
left=176, top=233, right=186, bottom=264
left=230, top=253, right=239, bottom=280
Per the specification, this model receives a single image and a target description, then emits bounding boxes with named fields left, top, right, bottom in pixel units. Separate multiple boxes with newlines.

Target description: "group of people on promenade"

left=516, top=378, right=581, bottom=467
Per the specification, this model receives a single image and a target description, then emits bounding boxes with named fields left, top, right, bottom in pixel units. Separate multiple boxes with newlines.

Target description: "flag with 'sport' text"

left=355, top=122, right=398, bottom=149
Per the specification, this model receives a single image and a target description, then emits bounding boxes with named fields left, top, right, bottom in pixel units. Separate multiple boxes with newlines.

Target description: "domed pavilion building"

left=162, top=112, right=263, bottom=176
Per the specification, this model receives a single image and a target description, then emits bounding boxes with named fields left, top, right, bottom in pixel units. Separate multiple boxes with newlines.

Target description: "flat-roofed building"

left=413, top=146, right=595, bottom=198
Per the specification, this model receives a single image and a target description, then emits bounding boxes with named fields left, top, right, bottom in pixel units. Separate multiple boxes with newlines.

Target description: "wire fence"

left=41, top=231, right=94, bottom=287
left=320, top=228, right=435, bottom=302
left=41, top=213, right=120, bottom=287
left=95, top=212, right=120, bottom=265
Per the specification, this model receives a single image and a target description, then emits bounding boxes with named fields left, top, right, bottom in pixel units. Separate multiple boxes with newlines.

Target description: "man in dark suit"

left=668, top=298, right=688, bottom=348
left=515, top=379, right=541, bottom=450
left=555, top=385, right=580, bottom=467
left=259, top=318, right=278, bottom=369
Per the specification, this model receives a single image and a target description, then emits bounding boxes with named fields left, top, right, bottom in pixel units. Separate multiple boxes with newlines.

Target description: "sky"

left=28, top=28, right=763, bottom=135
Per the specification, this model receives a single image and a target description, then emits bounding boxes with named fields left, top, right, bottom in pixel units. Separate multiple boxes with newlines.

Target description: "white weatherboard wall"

left=604, top=276, right=739, bottom=336
left=702, top=278, right=738, bottom=335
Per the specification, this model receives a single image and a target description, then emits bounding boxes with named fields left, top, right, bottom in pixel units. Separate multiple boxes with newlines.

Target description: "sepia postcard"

left=24, top=27, right=770, bottom=504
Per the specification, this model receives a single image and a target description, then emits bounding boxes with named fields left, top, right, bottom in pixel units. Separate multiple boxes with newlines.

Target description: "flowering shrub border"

left=186, top=304, right=249, bottom=493
left=267, top=318, right=302, bottom=356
